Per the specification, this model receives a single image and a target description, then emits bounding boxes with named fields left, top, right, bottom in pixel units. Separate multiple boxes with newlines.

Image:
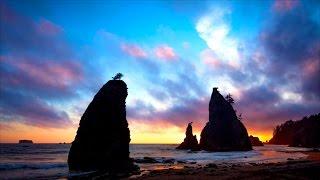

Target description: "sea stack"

left=249, top=136, right=264, bottom=146
left=177, top=122, right=200, bottom=151
left=68, top=80, right=137, bottom=173
left=199, top=88, right=252, bottom=151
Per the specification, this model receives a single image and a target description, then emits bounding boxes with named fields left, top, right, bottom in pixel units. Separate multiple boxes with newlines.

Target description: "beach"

left=132, top=151, right=320, bottom=180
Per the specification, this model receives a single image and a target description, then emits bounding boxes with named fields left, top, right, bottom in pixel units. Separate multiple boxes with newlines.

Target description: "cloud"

left=194, top=2, right=320, bottom=136
left=196, top=8, right=240, bottom=68
left=273, top=0, right=299, bottom=12
left=0, top=88, right=73, bottom=128
left=128, top=97, right=208, bottom=132
left=261, top=4, right=320, bottom=99
left=0, top=55, right=82, bottom=98
left=0, top=4, right=83, bottom=128
left=127, top=59, right=207, bottom=131
left=37, top=18, right=63, bottom=36
left=121, top=43, right=148, bottom=59
left=200, top=49, right=221, bottom=68
left=235, top=85, right=320, bottom=130
left=0, top=4, right=72, bottom=59
left=154, top=45, right=177, bottom=60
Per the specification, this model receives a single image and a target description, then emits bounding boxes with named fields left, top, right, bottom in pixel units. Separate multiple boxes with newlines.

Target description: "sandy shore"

left=130, top=151, right=320, bottom=180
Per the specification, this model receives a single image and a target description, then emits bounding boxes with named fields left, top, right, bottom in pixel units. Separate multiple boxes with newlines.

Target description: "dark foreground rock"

left=200, top=88, right=252, bottom=151
left=134, top=157, right=160, bottom=164
left=68, top=80, right=138, bottom=174
left=269, top=113, right=320, bottom=148
left=177, top=122, right=200, bottom=151
left=249, top=135, right=264, bottom=146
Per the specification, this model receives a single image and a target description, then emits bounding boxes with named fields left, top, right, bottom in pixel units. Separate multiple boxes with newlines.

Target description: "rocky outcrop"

left=177, top=122, right=200, bottom=151
left=199, top=88, right=252, bottom=151
left=269, top=113, right=320, bottom=148
left=249, top=136, right=264, bottom=146
left=68, top=80, right=138, bottom=173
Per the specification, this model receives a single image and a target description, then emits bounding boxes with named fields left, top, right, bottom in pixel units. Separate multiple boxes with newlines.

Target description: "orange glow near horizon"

left=247, top=129, right=273, bottom=142
left=0, top=122, right=77, bottom=143
left=0, top=121, right=273, bottom=144
left=129, top=120, right=185, bottom=144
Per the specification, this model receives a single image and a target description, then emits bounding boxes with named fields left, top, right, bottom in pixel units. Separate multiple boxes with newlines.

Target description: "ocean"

left=0, top=144, right=313, bottom=179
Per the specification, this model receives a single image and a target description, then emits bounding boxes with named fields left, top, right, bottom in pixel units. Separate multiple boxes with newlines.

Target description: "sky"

left=0, top=0, right=319, bottom=143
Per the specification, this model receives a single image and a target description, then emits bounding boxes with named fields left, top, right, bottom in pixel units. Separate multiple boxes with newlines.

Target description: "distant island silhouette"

left=269, top=113, right=320, bottom=148
left=19, top=140, right=33, bottom=144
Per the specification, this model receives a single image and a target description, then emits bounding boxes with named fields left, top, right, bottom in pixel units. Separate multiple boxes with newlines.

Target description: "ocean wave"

left=0, top=163, right=67, bottom=171
left=0, top=150, right=69, bottom=155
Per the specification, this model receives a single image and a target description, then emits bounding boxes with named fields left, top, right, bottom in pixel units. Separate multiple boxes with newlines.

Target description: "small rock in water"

left=287, top=158, right=294, bottom=161
left=177, top=160, right=187, bottom=164
left=163, top=159, right=175, bottom=164
left=135, top=157, right=159, bottom=163
left=206, top=163, right=218, bottom=168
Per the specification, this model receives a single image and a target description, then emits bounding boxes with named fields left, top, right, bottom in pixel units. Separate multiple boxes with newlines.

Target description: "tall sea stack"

left=68, top=80, right=137, bottom=173
left=200, top=88, right=252, bottom=151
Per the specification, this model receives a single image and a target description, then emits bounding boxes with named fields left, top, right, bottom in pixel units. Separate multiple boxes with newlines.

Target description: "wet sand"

left=131, top=151, right=320, bottom=180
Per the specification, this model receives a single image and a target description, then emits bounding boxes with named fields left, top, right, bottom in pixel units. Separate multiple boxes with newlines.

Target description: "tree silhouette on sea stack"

left=112, top=73, right=123, bottom=80
left=225, top=93, right=234, bottom=104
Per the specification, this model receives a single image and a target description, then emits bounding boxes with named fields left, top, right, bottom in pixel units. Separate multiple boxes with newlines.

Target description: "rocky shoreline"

left=131, top=151, right=320, bottom=179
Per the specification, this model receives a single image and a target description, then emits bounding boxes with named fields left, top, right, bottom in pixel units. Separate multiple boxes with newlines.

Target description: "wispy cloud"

left=121, top=43, right=148, bottom=59
left=273, top=0, right=299, bottom=12
left=196, top=8, right=240, bottom=68
left=154, top=45, right=177, bottom=61
left=0, top=4, right=83, bottom=128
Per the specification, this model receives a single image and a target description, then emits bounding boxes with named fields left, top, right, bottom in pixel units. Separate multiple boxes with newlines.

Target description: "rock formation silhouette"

left=68, top=80, right=138, bottom=174
left=19, top=140, right=33, bottom=144
left=269, top=113, right=320, bottom=148
left=176, top=122, right=200, bottom=151
left=200, top=88, right=252, bottom=151
left=249, top=135, right=264, bottom=146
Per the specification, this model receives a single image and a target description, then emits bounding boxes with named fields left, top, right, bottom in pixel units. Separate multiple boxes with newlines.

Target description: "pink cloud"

left=2, top=56, right=82, bottom=91
left=37, top=19, right=63, bottom=36
left=121, top=43, right=147, bottom=59
left=274, top=0, right=299, bottom=11
left=200, top=49, right=221, bottom=68
left=154, top=45, right=177, bottom=60
left=303, top=58, right=319, bottom=77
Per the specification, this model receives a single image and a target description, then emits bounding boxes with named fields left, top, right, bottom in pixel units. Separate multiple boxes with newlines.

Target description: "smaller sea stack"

left=177, top=122, right=200, bottom=151
left=249, top=136, right=264, bottom=146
